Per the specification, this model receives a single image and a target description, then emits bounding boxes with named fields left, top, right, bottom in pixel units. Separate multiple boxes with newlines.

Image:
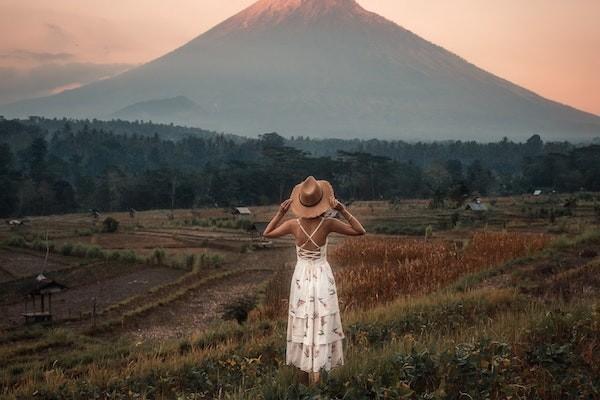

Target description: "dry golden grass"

left=332, top=231, right=551, bottom=310
left=253, top=230, right=551, bottom=318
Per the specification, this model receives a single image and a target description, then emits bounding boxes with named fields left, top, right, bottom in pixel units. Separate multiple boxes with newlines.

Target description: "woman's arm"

left=262, top=199, right=294, bottom=238
left=327, top=196, right=366, bottom=236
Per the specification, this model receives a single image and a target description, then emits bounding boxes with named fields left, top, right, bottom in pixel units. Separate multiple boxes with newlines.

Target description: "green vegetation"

left=2, top=235, right=225, bottom=272
left=3, top=118, right=600, bottom=219
left=101, top=216, right=119, bottom=233
left=184, top=217, right=254, bottom=231
left=3, top=235, right=143, bottom=264
left=1, top=227, right=598, bottom=399
left=222, top=294, right=258, bottom=325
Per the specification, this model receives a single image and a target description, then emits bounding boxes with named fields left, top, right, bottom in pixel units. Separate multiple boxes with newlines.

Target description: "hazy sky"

left=1, top=0, right=599, bottom=115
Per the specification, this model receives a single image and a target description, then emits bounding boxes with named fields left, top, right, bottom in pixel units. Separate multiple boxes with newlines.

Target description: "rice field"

left=332, top=231, right=551, bottom=309
left=0, top=196, right=599, bottom=399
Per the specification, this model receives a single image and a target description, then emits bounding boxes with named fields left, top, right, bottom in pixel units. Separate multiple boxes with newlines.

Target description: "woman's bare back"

left=292, top=217, right=329, bottom=250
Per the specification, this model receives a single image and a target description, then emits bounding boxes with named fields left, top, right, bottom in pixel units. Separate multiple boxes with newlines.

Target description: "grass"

left=183, top=217, right=254, bottom=231
left=2, top=267, right=598, bottom=399
left=3, top=235, right=145, bottom=264
left=2, top=235, right=226, bottom=272
left=331, top=231, right=551, bottom=310
left=1, top=201, right=599, bottom=399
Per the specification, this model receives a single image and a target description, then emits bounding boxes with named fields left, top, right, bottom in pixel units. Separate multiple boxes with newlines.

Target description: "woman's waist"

left=294, top=257, right=331, bottom=269
left=295, top=250, right=328, bottom=261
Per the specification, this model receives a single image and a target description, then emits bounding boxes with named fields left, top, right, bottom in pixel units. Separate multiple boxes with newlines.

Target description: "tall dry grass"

left=332, top=231, right=551, bottom=310
left=254, top=231, right=551, bottom=318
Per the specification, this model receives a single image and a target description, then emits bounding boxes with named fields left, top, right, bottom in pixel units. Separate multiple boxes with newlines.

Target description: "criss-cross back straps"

left=296, top=217, right=325, bottom=249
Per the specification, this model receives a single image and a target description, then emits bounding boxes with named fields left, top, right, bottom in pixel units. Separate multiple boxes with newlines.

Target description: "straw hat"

left=290, top=176, right=334, bottom=218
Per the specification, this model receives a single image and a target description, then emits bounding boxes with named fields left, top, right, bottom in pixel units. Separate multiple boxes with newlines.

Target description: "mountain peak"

left=205, top=0, right=374, bottom=37
left=3, top=0, right=599, bottom=141
left=250, top=0, right=360, bottom=14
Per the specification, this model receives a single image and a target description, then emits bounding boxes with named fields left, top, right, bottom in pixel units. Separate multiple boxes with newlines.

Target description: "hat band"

left=299, top=192, right=322, bottom=207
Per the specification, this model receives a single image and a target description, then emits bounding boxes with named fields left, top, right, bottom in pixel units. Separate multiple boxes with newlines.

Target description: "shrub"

left=85, top=245, right=104, bottom=259
left=72, top=244, right=89, bottom=258
left=31, top=238, right=45, bottom=251
left=119, top=250, right=138, bottom=264
left=5, top=235, right=26, bottom=248
left=60, top=243, right=74, bottom=256
left=75, top=228, right=94, bottom=236
left=198, top=253, right=224, bottom=268
left=424, top=225, right=433, bottom=239
left=522, top=308, right=600, bottom=398
left=184, top=254, right=196, bottom=269
left=222, top=294, right=257, bottom=324
left=148, top=248, right=166, bottom=265
left=102, top=217, right=119, bottom=233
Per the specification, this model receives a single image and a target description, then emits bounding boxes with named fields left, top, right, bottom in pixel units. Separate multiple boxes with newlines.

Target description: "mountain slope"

left=111, top=96, right=204, bottom=122
left=2, top=0, right=599, bottom=141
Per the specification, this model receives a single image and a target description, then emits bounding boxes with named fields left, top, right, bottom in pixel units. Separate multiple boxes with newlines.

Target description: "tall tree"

left=0, top=143, right=18, bottom=217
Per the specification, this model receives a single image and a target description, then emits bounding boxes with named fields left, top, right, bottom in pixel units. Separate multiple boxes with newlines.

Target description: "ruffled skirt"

left=286, top=257, right=344, bottom=373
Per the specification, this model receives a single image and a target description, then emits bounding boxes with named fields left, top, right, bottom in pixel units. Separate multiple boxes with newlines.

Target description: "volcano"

left=2, top=0, right=599, bottom=141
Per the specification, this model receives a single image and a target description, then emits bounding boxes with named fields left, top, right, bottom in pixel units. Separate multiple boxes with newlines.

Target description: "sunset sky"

left=1, top=0, right=599, bottom=115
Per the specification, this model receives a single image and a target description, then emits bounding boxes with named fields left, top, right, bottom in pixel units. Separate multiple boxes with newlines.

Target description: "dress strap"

left=297, top=217, right=325, bottom=248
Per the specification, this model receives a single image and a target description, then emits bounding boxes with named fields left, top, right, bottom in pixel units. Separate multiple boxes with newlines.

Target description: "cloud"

left=0, top=49, right=74, bottom=63
left=0, top=62, right=136, bottom=105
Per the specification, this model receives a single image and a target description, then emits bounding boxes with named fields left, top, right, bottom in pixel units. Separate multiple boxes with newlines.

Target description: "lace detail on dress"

left=296, top=246, right=324, bottom=261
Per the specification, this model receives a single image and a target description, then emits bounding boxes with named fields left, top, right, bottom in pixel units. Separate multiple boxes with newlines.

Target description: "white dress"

left=286, top=217, right=345, bottom=373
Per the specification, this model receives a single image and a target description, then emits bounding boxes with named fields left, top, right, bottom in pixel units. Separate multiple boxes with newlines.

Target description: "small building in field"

left=232, top=207, right=252, bottom=216
left=533, top=190, right=543, bottom=196
left=465, top=202, right=489, bottom=212
left=23, top=274, right=67, bottom=324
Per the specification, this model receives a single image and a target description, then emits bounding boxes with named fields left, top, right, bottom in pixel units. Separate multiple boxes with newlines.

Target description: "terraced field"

left=0, top=195, right=598, bottom=399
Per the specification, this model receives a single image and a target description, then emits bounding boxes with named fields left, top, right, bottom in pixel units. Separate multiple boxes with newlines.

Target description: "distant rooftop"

left=232, top=207, right=252, bottom=215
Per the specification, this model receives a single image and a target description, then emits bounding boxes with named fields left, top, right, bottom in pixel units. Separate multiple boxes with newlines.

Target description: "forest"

left=1, top=116, right=599, bottom=217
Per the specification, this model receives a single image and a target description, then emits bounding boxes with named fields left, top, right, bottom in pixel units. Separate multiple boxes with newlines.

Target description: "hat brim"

left=290, top=180, right=334, bottom=218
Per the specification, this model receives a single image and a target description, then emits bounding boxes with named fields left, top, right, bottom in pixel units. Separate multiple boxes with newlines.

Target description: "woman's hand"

left=278, top=198, right=292, bottom=215
left=264, top=199, right=293, bottom=238
left=329, top=195, right=345, bottom=211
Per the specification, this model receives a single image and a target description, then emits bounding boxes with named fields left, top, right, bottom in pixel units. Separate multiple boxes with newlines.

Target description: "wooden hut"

left=232, top=207, right=252, bottom=216
left=23, top=274, right=67, bottom=324
left=465, top=202, right=489, bottom=212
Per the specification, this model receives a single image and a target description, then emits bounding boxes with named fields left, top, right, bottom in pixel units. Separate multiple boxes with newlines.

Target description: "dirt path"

left=125, top=270, right=273, bottom=340
left=114, top=247, right=294, bottom=340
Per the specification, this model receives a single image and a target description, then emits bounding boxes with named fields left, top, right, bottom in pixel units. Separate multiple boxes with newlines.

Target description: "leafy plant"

left=222, top=295, right=257, bottom=324
left=102, top=217, right=119, bottom=233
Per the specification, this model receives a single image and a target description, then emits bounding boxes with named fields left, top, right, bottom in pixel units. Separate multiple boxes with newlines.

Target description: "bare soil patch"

left=0, top=266, right=14, bottom=283
left=0, top=249, right=72, bottom=278
left=0, top=266, right=184, bottom=329
left=126, top=270, right=273, bottom=340
left=54, top=232, right=187, bottom=250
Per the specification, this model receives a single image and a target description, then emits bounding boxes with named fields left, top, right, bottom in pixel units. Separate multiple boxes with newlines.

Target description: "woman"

left=263, top=176, right=366, bottom=385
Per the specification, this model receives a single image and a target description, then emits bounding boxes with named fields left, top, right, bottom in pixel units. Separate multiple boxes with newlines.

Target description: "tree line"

left=1, top=117, right=599, bottom=218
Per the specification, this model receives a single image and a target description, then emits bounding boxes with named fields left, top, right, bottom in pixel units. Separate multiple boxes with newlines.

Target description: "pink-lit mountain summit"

left=2, top=0, right=599, bottom=140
